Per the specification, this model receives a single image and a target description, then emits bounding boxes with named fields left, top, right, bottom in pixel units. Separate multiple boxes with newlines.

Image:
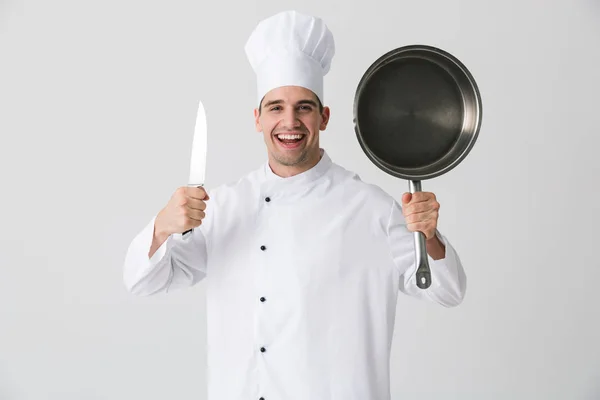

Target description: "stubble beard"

left=272, top=146, right=310, bottom=167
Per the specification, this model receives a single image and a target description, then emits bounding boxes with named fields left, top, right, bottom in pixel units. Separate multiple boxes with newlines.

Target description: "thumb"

left=401, top=192, right=412, bottom=205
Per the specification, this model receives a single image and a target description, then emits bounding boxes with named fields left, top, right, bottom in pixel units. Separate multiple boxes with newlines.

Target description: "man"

left=123, top=10, right=466, bottom=400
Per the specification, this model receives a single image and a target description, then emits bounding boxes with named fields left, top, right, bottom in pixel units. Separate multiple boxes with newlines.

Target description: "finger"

left=403, top=200, right=440, bottom=215
left=187, top=186, right=209, bottom=200
left=408, top=192, right=436, bottom=203
left=183, top=218, right=202, bottom=230
left=407, top=221, right=436, bottom=238
left=401, top=192, right=412, bottom=205
left=186, top=208, right=206, bottom=222
left=186, top=186, right=209, bottom=200
left=405, top=210, right=438, bottom=224
left=185, top=198, right=206, bottom=211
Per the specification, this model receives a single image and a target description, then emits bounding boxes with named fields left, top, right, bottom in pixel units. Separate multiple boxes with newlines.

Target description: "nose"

left=281, top=107, right=301, bottom=129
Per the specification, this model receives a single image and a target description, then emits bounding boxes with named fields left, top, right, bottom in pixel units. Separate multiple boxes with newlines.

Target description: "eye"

left=269, top=106, right=282, bottom=111
left=299, top=105, right=312, bottom=111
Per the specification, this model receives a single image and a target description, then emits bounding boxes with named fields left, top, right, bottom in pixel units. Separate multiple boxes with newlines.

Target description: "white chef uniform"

left=122, top=10, right=467, bottom=400
left=123, top=149, right=466, bottom=400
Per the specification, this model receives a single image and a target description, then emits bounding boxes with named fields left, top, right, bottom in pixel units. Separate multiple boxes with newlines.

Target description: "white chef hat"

left=244, top=10, right=335, bottom=106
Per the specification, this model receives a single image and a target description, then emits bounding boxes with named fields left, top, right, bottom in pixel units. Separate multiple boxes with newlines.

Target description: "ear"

left=319, top=106, right=331, bottom=131
left=253, top=108, right=262, bottom=132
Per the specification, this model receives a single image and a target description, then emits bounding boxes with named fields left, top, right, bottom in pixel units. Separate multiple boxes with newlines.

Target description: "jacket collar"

left=261, top=149, right=333, bottom=196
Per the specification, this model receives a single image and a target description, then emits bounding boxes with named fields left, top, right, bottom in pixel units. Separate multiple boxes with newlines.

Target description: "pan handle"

left=409, top=180, right=432, bottom=289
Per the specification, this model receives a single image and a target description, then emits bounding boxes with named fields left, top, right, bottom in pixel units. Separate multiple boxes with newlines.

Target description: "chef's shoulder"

left=202, top=166, right=263, bottom=204
left=330, top=163, right=396, bottom=210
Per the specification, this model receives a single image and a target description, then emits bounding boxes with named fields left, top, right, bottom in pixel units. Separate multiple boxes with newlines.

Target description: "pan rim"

left=353, top=44, right=483, bottom=181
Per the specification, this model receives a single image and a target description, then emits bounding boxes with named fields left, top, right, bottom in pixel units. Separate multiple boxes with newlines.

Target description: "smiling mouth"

left=274, top=132, right=306, bottom=148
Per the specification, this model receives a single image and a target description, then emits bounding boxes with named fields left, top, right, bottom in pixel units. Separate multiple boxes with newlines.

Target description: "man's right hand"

left=155, top=186, right=210, bottom=238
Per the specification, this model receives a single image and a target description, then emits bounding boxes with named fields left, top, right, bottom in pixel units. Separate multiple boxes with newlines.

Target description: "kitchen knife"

left=182, top=100, right=208, bottom=240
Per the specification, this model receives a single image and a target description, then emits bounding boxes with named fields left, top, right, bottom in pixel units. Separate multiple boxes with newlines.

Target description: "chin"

left=273, top=150, right=309, bottom=167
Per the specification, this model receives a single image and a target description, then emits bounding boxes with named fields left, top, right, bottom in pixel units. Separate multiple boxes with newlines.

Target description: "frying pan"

left=353, top=44, right=482, bottom=289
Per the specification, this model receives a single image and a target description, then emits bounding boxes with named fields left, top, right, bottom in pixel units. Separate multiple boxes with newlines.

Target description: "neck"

left=269, top=149, right=322, bottom=178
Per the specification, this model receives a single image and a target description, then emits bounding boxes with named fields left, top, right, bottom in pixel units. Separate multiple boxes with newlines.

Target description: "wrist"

left=426, top=233, right=440, bottom=243
left=154, top=210, right=171, bottom=240
left=425, top=231, right=446, bottom=260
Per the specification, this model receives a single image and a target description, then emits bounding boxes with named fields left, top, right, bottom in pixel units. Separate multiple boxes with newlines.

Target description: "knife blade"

left=182, top=100, right=208, bottom=239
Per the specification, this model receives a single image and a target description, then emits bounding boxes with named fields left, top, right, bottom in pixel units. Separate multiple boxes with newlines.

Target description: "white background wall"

left=1, top=0, right=599, bottom=399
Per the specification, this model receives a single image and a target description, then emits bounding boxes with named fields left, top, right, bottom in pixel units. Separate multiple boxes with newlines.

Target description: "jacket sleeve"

left=122, top=215, right=208, bottom=296
left=387, top=198, right=467, bottom=307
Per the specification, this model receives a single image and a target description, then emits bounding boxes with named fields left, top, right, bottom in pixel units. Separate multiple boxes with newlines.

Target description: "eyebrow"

left=263, top=99, right=318, bottom=108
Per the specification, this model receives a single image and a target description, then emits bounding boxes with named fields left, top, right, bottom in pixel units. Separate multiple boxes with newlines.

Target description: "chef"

left=123, top=9, right=467, bottom=400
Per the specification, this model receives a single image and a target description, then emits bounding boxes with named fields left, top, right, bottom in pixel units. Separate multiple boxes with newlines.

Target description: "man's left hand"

left=401, top=191, right=440, bottom=240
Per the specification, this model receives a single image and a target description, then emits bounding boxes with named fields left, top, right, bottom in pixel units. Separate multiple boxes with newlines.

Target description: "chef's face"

left=254, top=86, right=330, bottom=172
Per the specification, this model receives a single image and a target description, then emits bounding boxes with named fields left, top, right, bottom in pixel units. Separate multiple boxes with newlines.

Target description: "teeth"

left=277, top=134, right=303, bottom=140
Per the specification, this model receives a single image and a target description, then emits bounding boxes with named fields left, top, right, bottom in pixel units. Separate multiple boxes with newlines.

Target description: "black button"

left=260, top=245, right=266, bottom=251
left=259, top=398, right=265, bottom=400
left=260, top=347, right=266, bottom=353
left=260, top=297, right=266, bottom=302
left=265, top=197, right=271, bottom=202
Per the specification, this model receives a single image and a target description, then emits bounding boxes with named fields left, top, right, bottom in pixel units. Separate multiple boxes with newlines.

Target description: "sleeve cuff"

left=427, top=229, right=447, bottom=263
left=128, top=215, right=172, bottom=271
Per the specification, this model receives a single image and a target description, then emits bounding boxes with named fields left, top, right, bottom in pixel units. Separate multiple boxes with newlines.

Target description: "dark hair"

left=258, top=94, right=324, bottom=115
